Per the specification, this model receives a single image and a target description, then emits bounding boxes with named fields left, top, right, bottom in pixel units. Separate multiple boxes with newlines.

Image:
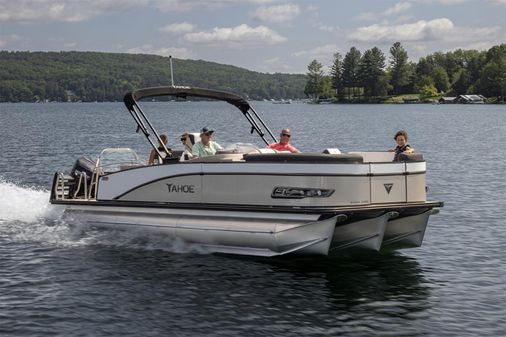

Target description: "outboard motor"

left=69, top=157, right=95, bottom=197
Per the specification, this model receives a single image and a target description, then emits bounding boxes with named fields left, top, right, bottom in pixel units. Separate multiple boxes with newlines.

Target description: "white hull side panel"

left=63, top=204, right=337, bottom=256
left=96, top=161, right=427, bottom=207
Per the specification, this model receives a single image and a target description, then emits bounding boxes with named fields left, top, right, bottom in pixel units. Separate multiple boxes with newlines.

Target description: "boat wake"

left=0, top=179, right=208, bottom=254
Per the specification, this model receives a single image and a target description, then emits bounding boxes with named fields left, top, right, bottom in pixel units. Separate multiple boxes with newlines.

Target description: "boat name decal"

left=384, top=183, right=394, bottom=194
left=166, top=183, right=195, bottom=193
left=271, top=187, right=334, bottom=199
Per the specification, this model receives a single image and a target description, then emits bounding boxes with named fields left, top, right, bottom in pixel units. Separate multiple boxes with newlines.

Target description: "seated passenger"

left=389, top=130, right=414, bottom=161
left=180, top=132, right=196, bottom=161
left=148, top=134, right=171, bottom=165
left=192, top=127, right=223, bottom=158
left=268, top=128, right=300, bottom=153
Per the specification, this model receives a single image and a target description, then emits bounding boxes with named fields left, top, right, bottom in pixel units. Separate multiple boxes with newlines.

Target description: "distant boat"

left=271, top=99, right=291, bottom=104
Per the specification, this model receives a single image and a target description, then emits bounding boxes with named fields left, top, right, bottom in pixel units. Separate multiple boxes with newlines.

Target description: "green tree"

left=319, top=76, right=334, bottom=99
left=342, top=47, right=362, bottom=99
left=419, top=84, right=438, bottom=99
left=452, top=68, right=471, bottom=95
left=432, top=66, right=450, bottom=93
left=478, top=57, right=506, bottom=100
left=414, top=75, right=435, bottom=94
left=330, top=52, right=344, bottom=100
left=359, top=47, right=387, bottom=97
left=389, top=42, right=410, bottom=94
left=304, top=59, right=325, bottom=100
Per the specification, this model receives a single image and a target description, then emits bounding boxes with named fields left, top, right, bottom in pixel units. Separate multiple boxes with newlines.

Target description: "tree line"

left=0, top=51, right=306, bottom=102
left=305, top=43, right=506, bottom=102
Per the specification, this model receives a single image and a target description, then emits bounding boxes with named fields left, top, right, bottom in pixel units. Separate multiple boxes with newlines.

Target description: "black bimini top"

left=122, top=85, right=277, bottom=155
left=124, top=86, right=252, bottom=113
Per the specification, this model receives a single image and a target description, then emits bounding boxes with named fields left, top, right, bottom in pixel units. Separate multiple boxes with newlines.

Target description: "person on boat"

left=180, top=132, right=195, bottom=161
left=192, top=127, right=222, bottom=157
left=148, top=134, right=171, bottom=165
left=389, top=130, right=414, bottom=161
left=268, top=128, right=300, bottom=153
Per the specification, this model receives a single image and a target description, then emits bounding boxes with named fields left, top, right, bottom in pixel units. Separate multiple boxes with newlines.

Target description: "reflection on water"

left=238, top=252, right=430, bottom=309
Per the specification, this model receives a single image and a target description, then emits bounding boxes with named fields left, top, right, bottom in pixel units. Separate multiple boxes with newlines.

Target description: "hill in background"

left=0, top=51, right=306, bottom=102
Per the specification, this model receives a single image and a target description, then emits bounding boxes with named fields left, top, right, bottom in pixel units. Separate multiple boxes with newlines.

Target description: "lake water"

left=1, top=101, right=505, bottom=336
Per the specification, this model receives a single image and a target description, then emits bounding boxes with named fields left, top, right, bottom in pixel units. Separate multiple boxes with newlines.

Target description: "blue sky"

left=1, top=0, right=505, bottom=73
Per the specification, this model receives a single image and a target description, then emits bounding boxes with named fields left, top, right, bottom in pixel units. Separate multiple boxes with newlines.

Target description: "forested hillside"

left=0, top=51, right=306, bottom=102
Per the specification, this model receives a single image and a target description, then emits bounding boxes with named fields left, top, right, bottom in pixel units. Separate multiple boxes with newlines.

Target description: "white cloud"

left=0, top=0, right=276, bottom=22
left=184, top=24, right=286, bottom=45
left=357, top=2, right=412, bottom=21
left=411, top=0, right=468, bottom=4
left=159, top=22, right=195, bottom=34
left=253, top=3, right=300, bottom=23
left=0, top=0, right=148, bottom=22
left=348, top=18, right=502, bottom=46
left=348, top=18, right=455, bottom=42
left=488, top=0, right=506, bottom=4
left=383, top=2, right=412, bottom=16
left=317, top=24, right=340, bottom=32
left=151, top=0, right=278, bottom=12
left=127, top=44, right=193, bottom=59
left=293, top=44, right=339, bottom=59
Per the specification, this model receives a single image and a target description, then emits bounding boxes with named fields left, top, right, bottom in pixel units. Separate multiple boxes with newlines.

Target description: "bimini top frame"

left=123, top=86, right=278, bottom=160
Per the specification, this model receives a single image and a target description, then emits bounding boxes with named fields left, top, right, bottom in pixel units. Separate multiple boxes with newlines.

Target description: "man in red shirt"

left=268, top=128, right=300, bottom=153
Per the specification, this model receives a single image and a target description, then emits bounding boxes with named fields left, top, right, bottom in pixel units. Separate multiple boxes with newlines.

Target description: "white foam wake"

left=0, top=179, right=58, bottom=223
left=0, top=179, right=207, bottom=254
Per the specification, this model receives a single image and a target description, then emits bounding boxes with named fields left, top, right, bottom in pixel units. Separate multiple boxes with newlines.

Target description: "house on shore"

left=456, top=94, right=486, bottom=104
left=438, top=95, right=487, bottom=104
left=439, top=97, right=457, bottom=104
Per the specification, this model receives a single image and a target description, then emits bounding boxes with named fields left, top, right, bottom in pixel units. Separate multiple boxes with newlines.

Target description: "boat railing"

left=86, top=148, right=143, bottom=200
left=95, top=148, right=142, bottom=172
left=54, top=172, right=69, bottom=200
left=73, top=171, right=88, bottom=199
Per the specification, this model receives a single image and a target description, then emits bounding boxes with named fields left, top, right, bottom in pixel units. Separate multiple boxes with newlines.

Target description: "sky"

left=1, top=0, right=505, bottom=74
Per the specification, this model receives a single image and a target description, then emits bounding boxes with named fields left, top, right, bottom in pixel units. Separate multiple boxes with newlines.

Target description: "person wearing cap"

left=192, top=127, right=223, bottom=157
left=268, top=128, right=300, bottom=153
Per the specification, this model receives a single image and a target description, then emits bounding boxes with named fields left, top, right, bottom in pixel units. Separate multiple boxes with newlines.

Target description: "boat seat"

left=190, top=153, right=245, bottom=162
left=398, top=153, right=424, bottom=162
left=243, top=153, right=363, bottom=163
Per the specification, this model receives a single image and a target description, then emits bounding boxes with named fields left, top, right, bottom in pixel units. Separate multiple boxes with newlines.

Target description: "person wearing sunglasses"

left=179, top=132, right=196, bottom=161
left=268, top=128, right=300, bottom=153
left=192, top=127, right=223, bottom=157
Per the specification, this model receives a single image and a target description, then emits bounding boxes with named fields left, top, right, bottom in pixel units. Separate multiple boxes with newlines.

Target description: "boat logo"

left=272, top=187, right=334, bottom=199
left=384, top=183, right=394, bottom=194
left=166, top=183, right=195, bottom=193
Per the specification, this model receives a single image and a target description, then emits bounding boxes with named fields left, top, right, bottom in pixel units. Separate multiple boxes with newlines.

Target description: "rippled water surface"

left=1, top=101, right=505, bottom=336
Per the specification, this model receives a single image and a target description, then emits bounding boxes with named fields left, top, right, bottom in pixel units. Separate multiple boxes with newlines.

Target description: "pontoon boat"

left=50, top=86, right=443, bottom=256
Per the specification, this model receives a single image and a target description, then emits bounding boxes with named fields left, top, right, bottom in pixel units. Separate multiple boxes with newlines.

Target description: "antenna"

left=169, top=55, right=174, bottom=86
